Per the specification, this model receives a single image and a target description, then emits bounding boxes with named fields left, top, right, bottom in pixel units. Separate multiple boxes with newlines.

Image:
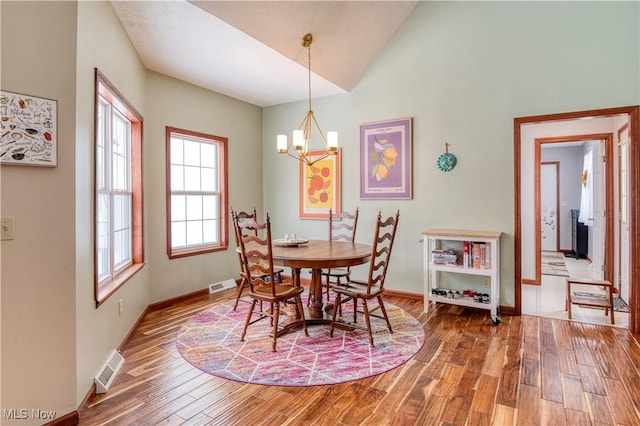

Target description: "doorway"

left=540, top=162, right=559, bottom=252
left=536, top=134, right=613, bottom=286
left=514, top=106, right=639, bottom=333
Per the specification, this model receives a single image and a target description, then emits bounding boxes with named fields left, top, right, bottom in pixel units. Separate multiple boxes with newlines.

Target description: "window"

left=94, top=69, right=144, bottom=306
left=166, top=127, right=228, bottom=258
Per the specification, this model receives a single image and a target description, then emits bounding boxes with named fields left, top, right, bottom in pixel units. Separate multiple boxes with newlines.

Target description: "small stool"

left=566, top=278, right=614, bottom=324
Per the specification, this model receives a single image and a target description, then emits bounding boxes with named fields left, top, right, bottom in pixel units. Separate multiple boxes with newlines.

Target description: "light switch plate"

left=1, top=217, right=15, bottom=240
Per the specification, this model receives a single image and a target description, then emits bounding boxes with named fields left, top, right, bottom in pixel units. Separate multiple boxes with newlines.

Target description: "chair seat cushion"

left=332, top=280, right=383, bottom=298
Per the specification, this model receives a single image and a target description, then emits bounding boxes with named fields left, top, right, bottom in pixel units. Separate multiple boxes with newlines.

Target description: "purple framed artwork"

left=360, top=117, right=412, bottom=199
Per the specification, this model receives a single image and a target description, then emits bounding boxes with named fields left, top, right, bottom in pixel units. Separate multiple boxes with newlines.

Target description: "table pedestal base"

left=277, top=305, right=354, bottom=336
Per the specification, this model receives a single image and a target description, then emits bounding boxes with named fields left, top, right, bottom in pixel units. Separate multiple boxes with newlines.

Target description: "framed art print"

left=0, top=90, right=57, bottom=166
left=360, top=117, right=412, bottom=199
left=299, top=149, right=341, bottom=219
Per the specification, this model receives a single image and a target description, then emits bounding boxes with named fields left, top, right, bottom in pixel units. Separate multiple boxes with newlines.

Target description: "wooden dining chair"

left=311, top=208, right=359, bottom=308
left=234, top=211, right=308, bottom=352
left=329, top=210, right=399, bottom=347
left=230, top=208, right=283, bottom=311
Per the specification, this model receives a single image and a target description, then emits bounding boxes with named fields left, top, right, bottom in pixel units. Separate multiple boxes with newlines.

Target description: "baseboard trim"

left=499, top=305, right=517, bottom=316
left=43, top=411, right=79, bottom=426
left=147, top=288, right=210, bottom=312
left=384, top=289, right=423, bottom=300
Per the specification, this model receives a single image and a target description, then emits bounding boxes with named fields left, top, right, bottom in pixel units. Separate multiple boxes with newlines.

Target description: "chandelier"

left=277, top=33, right=338, bottom=167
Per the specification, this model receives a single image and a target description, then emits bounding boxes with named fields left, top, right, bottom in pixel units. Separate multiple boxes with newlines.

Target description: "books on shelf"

left=431, top=248, right=459, bottom=265
left=471, top=241, right=491, bottom=269
left=432, top=241, right=491, bottom=269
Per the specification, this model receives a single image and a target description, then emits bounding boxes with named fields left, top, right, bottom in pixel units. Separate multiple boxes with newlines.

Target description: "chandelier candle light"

left=277, top=34, right=338, bottom=166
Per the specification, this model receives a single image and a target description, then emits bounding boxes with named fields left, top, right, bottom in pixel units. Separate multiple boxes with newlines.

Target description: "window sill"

left=168, top=245, right=228, bottom=259
left=96, top=262, right=145, bottom=307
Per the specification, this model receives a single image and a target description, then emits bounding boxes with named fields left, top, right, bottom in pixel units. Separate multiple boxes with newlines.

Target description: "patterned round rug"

left=176, top=297, right=425, bottom=386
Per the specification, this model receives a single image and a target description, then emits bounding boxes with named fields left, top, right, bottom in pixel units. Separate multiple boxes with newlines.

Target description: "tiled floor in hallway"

left=522, top=254, right=629, bottom=328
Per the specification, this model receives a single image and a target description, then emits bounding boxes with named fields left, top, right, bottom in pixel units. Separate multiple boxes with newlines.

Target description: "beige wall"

left=1, top=0, right=639, bottom=423
left=1, top=1, right=78, bottom=422
left=75, top=1, right=264, bottom=409
left=2, top=0, right=265, bottom=420
left=262, top=1, right=640, bottom=307
left=144, top=71, right=263, bottom=303
left=74, top=0, right=150, bottom=408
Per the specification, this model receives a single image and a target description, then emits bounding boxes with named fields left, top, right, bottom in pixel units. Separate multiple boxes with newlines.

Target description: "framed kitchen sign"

left=360, top=117, right=412, bottom=199
left=0, top=90, right=57, bottom=167
left=299, top=149, right=341, bottom=219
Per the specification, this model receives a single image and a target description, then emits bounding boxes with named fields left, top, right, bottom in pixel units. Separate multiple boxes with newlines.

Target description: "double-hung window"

left=166, top=127, right=228, bottom=258
left=94, top=69, right=143, bottom=305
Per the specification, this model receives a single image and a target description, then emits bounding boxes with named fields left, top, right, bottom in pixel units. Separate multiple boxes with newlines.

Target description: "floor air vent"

left=208, top=279, right=236, bottom=294
left=94, top=349, right=124, bottom=394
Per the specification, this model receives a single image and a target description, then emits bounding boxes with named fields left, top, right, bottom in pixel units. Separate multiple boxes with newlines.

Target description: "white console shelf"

left=423, top=229, right=502, bottom=324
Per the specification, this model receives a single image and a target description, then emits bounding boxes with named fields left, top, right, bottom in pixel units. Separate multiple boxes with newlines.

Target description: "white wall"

left=263, top=1, right=640, bottom=306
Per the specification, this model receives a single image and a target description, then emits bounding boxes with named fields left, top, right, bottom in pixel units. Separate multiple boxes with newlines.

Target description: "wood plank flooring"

left=78, top=290, right=640, bottom=425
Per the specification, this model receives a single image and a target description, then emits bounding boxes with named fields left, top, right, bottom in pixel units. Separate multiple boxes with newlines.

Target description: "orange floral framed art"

left=360, top=117, right=412, bottom=199
left=299, top=149, right=341, bottom=219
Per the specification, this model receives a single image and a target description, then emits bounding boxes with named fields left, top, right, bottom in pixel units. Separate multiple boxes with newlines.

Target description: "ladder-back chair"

left=233, top=211, right=308, bottom=352
left=312, top=208, right=359, bottom=307
left=231, top=208, right=283, bottom=311
left=329, top=210, right=399, bottom=347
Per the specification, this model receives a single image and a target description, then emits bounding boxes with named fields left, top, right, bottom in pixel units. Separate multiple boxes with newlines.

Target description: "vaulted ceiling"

left=111, top=1, right=418, bottom=107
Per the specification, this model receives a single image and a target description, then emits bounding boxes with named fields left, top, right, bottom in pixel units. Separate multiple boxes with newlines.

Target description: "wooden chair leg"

left=566, top=280, right=572, bottom=319
left=295, top=295, right=309, bottom=337
left=269, top=302, right=275, bottom=327
left=362, top=299, right=374, bottom=347
left=353, top=296, right=358, bottom=324
left=330, top=293, right=341, bottom=337
left=333, top=276, right=345, bottom=317
left=233, top=278, right=247, bottom=311
left=241, top=299, right=257, bottom=342
left=272, top=303, right=280, bottom=352
left=320, top=274, right=335, bottom=306
left=609, top=289, right=615, bottom=324
left=377, top=295, right=393, bottom=334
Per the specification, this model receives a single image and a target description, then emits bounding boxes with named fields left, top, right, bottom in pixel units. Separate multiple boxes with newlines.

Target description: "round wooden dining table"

left=271, top=239, right=371, bottom=322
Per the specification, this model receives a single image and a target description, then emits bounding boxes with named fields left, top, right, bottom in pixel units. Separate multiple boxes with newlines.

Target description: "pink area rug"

left=176, top=297, right=425, bottom=386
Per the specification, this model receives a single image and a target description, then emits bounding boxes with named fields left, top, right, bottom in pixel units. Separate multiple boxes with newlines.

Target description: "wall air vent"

left=94, top=349, right=124, bottom=394
left=208, top=279, right=236, bottom=294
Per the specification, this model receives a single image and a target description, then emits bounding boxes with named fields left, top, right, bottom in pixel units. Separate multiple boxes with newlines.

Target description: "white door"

left=541, top=162, right=558, bottom=251
left=619, top=126, right=630, bottom=302
left=591, top=141, right=605, bottom=280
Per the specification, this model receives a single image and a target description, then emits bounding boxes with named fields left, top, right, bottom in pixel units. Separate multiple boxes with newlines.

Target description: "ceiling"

left=110, top=1, right=418, bottom=107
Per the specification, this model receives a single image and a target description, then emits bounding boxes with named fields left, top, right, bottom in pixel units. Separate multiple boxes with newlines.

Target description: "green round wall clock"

left=437, top=143, right=457, bottom=172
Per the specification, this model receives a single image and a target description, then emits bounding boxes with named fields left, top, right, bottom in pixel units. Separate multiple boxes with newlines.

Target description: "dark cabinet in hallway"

left=570, top=209, right=588, bottom=258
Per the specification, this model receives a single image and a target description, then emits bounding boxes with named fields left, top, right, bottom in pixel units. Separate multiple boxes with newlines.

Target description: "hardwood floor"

left=78, top=290, right=640, bottom=425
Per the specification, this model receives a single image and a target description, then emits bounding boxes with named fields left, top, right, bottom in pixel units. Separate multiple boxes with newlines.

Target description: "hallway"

left=522, top=255, right=629, bottom=328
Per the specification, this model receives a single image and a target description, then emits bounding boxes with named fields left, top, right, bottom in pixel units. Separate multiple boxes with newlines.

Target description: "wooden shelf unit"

left=423, top=229, right=502, bottom=324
